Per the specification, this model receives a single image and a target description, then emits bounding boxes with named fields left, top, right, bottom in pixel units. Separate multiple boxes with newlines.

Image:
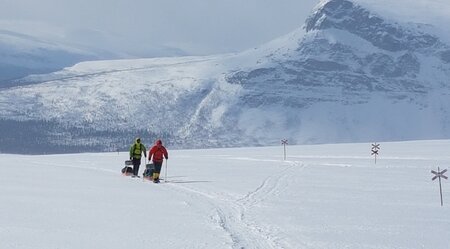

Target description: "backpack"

left=133, top=143, right=142, bottom=156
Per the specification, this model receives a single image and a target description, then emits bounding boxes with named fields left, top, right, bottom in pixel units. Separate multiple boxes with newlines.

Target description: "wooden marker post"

left=431, top=167, right=448, bottom=206
left=281, top=139, right=288, bottom=161
left=371, top=143, right=380, bottom=164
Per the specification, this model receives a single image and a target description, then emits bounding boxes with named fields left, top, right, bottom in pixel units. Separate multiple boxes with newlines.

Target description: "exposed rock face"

left=224, top=0, right=450, bottom=144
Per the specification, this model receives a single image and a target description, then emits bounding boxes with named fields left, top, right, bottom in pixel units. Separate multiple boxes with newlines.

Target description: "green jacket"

left=129, top=142, right=147, bottom=159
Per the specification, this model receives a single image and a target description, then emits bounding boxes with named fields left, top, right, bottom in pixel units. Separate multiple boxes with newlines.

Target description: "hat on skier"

left=136, top=137, right=141, bottom=143
left=156, top=139, right=162, bottom=145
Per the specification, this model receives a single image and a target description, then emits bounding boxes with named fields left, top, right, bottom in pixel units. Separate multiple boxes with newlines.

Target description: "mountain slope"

left=1, top=0, right=450, bottom=153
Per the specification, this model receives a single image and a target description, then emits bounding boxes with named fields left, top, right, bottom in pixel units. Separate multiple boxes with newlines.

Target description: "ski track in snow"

left=164, top=160, right=308, bottom=249
left=18, top=155, right=302, bottom=248
left=22, top=156, right=309, bottom=248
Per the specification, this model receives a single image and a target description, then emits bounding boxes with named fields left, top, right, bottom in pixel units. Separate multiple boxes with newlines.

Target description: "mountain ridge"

left=1, top=0, right=450, bottom=153
left=0, top=28, right=115, bottom=87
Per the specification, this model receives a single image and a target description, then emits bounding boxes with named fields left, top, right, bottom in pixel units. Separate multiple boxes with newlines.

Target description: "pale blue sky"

left=0, top=0, right=320, bottom=56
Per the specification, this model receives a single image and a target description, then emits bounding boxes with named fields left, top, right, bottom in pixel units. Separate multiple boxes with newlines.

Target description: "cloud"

left=1, top=0, right=320, bottom=56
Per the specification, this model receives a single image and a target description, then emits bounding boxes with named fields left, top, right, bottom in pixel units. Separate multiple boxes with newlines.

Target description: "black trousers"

left=132, top=158, right=141, bottom=175
left=153, top=161, right=163, bottom=174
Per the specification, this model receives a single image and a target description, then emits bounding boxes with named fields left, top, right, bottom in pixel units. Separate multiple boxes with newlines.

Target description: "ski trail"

left=23, top=155, right=307, bottom=248
left=237, top=161, right=303, bottom=207
left=167, top=182, right=274, bottom=249
left=235, top=161, right=309, bottom=249
left=165, top=160, right=308, bottom=249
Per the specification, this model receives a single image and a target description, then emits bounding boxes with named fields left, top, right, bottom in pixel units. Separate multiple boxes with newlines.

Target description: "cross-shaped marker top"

left=432, top=168, right=448, bottom=181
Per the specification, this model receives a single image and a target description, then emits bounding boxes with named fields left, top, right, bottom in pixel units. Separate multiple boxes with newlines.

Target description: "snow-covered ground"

left=1, top=139, right=449, bottom=249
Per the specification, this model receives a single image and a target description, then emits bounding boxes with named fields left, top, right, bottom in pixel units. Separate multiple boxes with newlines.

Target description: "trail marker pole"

left=431, top=167, right=448, bottom=206
left=371, top=143, right=380, bottom=164
left=281, top=139, right=288, bottom=161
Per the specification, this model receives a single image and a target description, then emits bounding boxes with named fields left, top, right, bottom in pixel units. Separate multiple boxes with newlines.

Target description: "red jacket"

left=149, top=144, right=168, bottom=163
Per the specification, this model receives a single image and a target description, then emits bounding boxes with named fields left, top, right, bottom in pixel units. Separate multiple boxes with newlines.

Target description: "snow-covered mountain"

left=0, top=29, right=113, bottom=87
left=1, top=0, right=450, bottom=153
left=0, top=20, right=190, bottom=87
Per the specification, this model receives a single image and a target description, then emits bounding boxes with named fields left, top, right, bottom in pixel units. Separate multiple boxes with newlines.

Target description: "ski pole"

left=164, top=160, right=167, bottom=182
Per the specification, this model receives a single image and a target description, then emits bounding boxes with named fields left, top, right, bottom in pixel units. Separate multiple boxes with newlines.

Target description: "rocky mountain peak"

left=305, top=0, right=439, bottom=52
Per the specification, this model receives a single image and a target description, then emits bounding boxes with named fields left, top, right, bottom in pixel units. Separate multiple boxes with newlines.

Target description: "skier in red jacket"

left=148, top=139, right=168, bottom=183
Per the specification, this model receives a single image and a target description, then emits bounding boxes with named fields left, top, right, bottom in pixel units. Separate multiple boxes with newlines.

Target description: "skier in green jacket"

left=129, top=137, right=147, bottom=177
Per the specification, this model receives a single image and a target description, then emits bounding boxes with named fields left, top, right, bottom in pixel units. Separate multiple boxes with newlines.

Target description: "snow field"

left=1, top=140, right=449, bottom=249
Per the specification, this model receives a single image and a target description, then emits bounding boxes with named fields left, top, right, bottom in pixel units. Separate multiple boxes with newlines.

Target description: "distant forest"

left=0, top=119, right=174, bottom=154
